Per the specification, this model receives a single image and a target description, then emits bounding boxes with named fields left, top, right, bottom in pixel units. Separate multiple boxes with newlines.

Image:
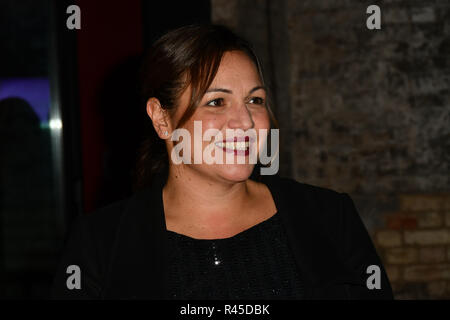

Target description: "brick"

left=404, top=229, right=450, bottom=246
left=387, top=216, right=417, bottom=230
left=386, top=247, right=418, bottom=264
left=386, top=211, right=443, bottom=229
left=410, top=74, right=449, bottom=95
left=399, top=195, right=443, bottom=212
left=411, top=7, right=436, bottom=23
left=426, top=281, right=447, bottom=297
left=416, top=212, right=443, bottom=228
left=404, top=264, right=450, bottom=282
left=384, top=265, right=400, bottom=282
left=383, top=7, right=409, bottom=24
left=376, top=230, right=402, bottom=247
left=419, top=246, right=446, bottom=263
left=444, top=199, right=450, bottom=211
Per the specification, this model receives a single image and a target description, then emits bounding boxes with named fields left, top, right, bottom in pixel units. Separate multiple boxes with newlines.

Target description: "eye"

left=206, top=98, right=225, bottom=107
left=247, top=97, right=265, bottom=105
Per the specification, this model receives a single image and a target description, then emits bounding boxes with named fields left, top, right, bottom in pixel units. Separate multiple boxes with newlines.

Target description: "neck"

left=162, top=165, right=253, bottom=228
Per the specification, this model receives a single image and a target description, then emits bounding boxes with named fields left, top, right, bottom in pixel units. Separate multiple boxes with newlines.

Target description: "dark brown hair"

left=134, top=24, right=278, bottom=189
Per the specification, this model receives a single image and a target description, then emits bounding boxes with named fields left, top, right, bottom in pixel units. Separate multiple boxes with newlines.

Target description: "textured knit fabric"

left=166, top=213, right=304, bottom=300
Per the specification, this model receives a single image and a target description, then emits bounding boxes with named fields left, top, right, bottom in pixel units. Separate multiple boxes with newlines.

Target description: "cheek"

left=202, top=118, right=220, bottom=130
left=188, top=114, right=226, bottom=152
left=252, top=110, right=271, bottom=130
left=196, top=113, right=226, bottom=137
left=183, top=114, right=223, bottom=136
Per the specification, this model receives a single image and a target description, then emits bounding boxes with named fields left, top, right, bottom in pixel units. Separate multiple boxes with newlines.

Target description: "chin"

left=218, top=164, right=255, bottom=182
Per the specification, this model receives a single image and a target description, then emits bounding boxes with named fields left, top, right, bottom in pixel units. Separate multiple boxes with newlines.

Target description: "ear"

left=146, top=98, right=172, bottom=139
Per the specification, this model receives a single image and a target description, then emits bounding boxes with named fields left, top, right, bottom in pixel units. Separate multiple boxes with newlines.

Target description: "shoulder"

left=52, top=190, right=152, bottom=299
left=74, top=187, right=153, bottom=253
left=263, top=174, right=345, bottom=208
left=79, top=197, right=130, bottom=236
left=262, top=175, right=352, bottom=237
left=282, top=175, right=347, bottom=217
left=64, top=188, right=154, bottom=268
left=62, top=196, right=132, bottom=271
left=280, top=176, right=342, bottom=197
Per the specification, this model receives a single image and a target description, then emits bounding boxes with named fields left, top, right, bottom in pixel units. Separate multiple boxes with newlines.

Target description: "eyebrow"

left=205, top=85, right=267, bottom=94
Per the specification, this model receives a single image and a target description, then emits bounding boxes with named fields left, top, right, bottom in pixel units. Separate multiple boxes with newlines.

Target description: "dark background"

left=0, top=0, right=449, bottom=299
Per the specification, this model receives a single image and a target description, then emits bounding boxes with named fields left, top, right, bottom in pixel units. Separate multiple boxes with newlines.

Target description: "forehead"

left=211, top=50, right=262, bottom=86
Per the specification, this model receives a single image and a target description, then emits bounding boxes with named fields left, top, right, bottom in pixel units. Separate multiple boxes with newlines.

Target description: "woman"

left=52, top=24, right=393, bottom=300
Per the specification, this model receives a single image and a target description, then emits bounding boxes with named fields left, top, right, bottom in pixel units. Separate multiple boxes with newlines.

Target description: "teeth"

left=215, top=141, right=249, bottom=150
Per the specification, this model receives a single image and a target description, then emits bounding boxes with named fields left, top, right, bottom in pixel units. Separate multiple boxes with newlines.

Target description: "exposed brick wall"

left=376, top=194, right=450, bottom=298
left=212, top=0, right=450, bottom=299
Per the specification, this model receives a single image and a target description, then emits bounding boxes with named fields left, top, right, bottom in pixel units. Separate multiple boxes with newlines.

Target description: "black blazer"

left=51, top=174, right=394, bottom=299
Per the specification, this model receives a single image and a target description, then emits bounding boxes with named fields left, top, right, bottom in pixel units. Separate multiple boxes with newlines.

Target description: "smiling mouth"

left=214, top=140, right=250, bottom=155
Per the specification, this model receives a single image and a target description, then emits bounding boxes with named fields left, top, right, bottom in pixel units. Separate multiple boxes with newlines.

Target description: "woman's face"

left=169, top=50, right=271, bottom=183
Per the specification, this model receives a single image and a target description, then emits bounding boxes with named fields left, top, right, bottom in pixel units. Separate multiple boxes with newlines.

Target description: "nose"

left=227, top=101, right=254, bottom=131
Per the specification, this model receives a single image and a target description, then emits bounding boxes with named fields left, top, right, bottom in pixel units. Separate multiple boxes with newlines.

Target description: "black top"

left=166, top=213, right=304, bottom=300
left=50, top=174, right=394, bottom=299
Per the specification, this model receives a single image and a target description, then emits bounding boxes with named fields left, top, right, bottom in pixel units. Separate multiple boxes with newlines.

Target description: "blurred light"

left=49, top=118, right=62, bottom=130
